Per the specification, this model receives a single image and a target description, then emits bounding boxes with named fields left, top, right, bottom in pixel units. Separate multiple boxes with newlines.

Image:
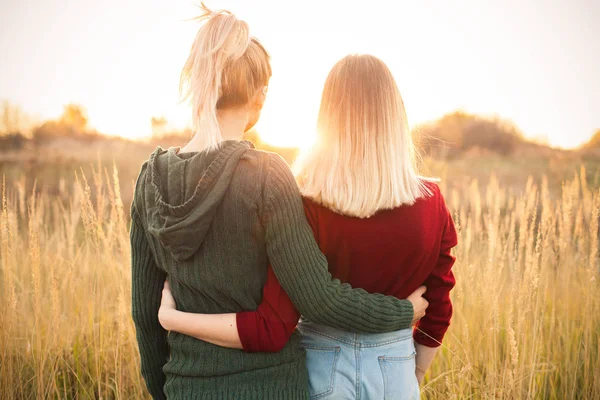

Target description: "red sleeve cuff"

left=236, top=311, right=263, bottom=353
left=413, top=328, right=444, bottom=347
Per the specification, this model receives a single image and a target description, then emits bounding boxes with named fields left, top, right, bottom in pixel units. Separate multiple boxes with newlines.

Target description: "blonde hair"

left=294, top=54, right=431, bottom=218
left=180, top=3, right=271, bottom=148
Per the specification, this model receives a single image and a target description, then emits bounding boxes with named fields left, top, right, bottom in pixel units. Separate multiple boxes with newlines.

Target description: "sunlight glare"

left=255, top=114, right=317, bottom=150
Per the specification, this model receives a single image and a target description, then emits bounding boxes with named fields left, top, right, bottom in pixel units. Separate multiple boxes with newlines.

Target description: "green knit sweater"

left=130, top=140, right=414, bottom=399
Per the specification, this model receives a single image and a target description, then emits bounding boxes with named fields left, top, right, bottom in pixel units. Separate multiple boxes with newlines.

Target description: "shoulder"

left=261, top=150, right=293, bottom=172
left=419, top=178, right=452, bottom=217
left=237, top=148, right=295, bottom=191
left=237, top=147, right=290, bottom=173
left=250, top=150, right=302, bottom=212
left=414, top=179, right=441, bottom=207
left=131, top=160, right=149, bottom=214
left=134, top=159, right=150, bottom=187
left=421, top=179, right=442, bottom=197
left=422, top=180, right=458, bottom=245
left=420, top=179, right=456, bottom=240
left=131, top=148, right=163, bottom=220
left=248, top=149, right=295, bottom=186
left=133, top=147, right=166, bottom=192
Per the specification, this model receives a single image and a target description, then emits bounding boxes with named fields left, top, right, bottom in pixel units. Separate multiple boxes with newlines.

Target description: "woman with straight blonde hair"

left=294, top=54, right=427, bottom=218
left=131, top=4, right=429, bottom=399
left=159, top=53, right=458, bottom=399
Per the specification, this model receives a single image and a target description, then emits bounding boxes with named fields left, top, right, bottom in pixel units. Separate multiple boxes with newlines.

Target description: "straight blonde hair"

left=294, top=54, right=431, bottom=218
left=180, top=3, right=271, bottom=148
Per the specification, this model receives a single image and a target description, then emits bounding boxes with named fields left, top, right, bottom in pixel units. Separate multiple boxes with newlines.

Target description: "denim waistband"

left=297, top=319, right=413, bottom=348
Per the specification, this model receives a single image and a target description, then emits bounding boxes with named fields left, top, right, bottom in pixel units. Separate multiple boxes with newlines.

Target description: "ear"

left=252, top=86, right=268, bottom=109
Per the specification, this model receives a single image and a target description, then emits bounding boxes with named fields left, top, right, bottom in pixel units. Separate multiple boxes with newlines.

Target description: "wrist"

left=415, top=368, right=426, bottom=384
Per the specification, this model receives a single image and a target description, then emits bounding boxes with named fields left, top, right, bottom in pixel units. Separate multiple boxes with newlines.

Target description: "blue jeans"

left=298, top=319, right=420, bottom=400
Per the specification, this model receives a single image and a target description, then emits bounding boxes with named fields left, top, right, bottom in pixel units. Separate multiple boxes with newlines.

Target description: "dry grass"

left=0, top=164, right=598, bottom=399
left=0, top=165, right=144, bottom=399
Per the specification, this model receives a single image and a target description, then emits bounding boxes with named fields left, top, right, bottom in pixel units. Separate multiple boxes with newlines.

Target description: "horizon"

left=1, top=0, right=599, bottom=149
left=4, top=103, right=589, bottom=152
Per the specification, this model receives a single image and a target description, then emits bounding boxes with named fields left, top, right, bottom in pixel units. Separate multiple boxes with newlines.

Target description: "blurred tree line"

left=2, top=101, right=598, bottom=156
left=0, top=101, right=100, bottom=151
left=583, top=129, right=600, bottom=150
left=0, top=102, right=30, bottom=150
left=32, top=104, right=100, bottom=144
left=416, top=111, right=527, bottom=158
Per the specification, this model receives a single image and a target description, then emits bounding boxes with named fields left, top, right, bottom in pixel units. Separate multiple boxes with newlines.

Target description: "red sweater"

left=236, top=181, right=457, bottom=351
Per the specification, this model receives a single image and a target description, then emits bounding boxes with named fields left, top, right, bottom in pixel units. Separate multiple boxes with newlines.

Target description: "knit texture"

left=130, top=140, right=415, bottom=399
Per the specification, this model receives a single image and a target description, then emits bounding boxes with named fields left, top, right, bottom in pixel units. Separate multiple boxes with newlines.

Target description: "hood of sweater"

left=143, top=140, right=254, bottom=261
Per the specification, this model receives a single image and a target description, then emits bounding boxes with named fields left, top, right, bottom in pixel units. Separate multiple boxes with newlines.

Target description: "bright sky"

left=1, top=0, right=598, bottom=148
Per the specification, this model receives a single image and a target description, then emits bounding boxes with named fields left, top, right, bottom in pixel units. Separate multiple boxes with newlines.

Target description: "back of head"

left=180, top=3, right=271, bottom=148
left=294, top=54, right=429, bottom=218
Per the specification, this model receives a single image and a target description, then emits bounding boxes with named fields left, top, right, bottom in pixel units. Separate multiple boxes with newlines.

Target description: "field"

left=0, top=140, right=599, bottom=399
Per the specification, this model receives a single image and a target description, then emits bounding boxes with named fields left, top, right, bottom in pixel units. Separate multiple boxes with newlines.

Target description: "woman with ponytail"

left=130, top=4, right=428, bottom=399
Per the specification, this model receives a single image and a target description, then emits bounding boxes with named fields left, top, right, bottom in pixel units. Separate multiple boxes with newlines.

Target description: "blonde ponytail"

left=180, top=3, right=271, bottom=148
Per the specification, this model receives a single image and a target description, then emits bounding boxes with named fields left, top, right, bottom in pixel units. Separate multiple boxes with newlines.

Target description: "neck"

left=218, top=108, right=250, bottom=140
left=181, top=107, right=249, bottom=153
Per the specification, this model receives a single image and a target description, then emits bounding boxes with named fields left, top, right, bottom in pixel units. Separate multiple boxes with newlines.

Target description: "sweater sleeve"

left=236, top=199, right=320, bottom=353
left=414, top=192, right=458, bottom=347
left=236, top=265, right=301, bottom=352
left=262, top=154, right=414, bottom=333
left=130, top=208, right=169, bottom=400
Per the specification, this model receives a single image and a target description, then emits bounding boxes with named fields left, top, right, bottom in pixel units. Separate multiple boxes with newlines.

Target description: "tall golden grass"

left=0, top=165, right=598, bottom=399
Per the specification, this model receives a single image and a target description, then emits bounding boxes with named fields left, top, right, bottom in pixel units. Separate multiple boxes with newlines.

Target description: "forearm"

left=415, top=342, right=439, bottom=378
left=160, top=309, right=243, bottom=349
left=414, top=248, right=455, bottom=346
left=273, top=260, right=414, bottom=333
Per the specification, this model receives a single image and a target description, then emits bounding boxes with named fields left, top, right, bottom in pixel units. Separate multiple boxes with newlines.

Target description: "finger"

left=416, top=285, right=427, bottom=295
left=164, top=280, right=170, bottom=290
